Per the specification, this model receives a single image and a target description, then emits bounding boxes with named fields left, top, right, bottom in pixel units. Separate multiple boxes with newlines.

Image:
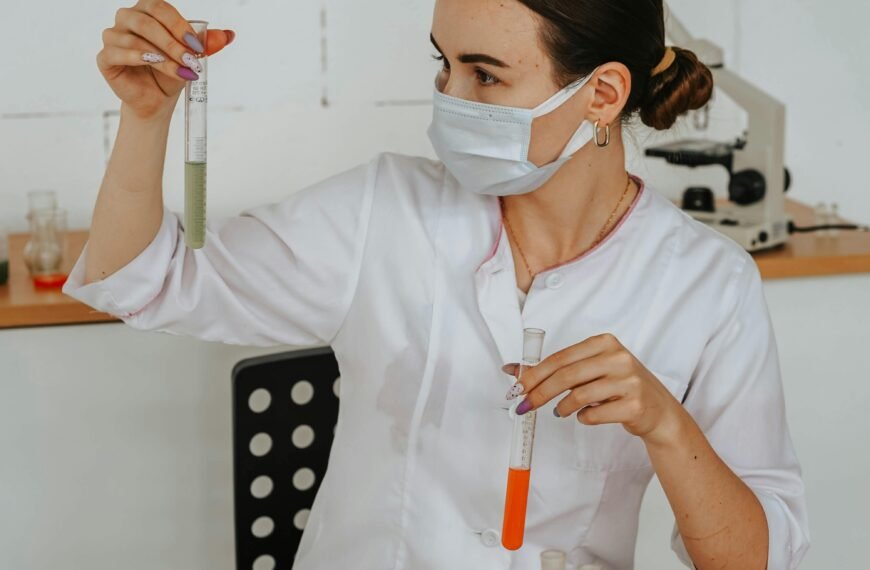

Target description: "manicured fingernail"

left=505, top=383, right=524, bottom=400
left=516, top=399, right=533, bottom=416
left=184, top=32, right=205, bottom=54
left=182, top=53, right=203, bottom=74
left=553, top=407, right=561, bottom=418
left=142, top=52, right=166, bottom=64
left=177, top=67, right=199, bottom=81
left=225, top=30, right=236, bottom=45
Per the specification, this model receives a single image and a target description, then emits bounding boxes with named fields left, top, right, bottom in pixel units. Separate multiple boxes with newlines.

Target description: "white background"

left=1, top=0, right=868, bottom=568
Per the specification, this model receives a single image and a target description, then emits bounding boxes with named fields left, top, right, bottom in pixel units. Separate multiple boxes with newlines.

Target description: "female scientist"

left=65, top=0, right=808, bottom=568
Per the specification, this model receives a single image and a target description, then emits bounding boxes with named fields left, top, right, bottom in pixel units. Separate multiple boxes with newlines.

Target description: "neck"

left=501, top=127, right=635, bottom=264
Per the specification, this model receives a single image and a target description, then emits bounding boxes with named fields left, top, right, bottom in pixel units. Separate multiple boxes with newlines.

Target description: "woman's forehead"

left=431, top=0, right=545, bottom=65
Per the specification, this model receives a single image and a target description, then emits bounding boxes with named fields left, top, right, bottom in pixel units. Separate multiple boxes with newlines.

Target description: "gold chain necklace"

left=501, top=175, right=633, bottom=280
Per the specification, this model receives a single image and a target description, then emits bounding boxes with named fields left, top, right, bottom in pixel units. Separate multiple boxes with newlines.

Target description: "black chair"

left=231, top=347, right=341, bottom=570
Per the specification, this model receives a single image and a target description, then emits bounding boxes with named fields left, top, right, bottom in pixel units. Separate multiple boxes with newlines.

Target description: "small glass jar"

left=23, top=190, right=58, bottom=273
left=24, top=207, right=69, bottom=289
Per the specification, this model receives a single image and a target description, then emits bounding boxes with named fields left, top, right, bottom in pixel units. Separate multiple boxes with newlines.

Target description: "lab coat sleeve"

left=61, top=158, right=376, bottom=347
left=669, top=255, right=810, bottom=569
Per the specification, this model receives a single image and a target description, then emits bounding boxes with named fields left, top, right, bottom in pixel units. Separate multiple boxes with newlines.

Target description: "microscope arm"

left=663, top=2, right=788, bottom=227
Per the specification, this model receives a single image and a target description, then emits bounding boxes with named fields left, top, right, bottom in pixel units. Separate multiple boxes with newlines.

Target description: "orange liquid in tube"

left=502, top=467, right=531, bottom=550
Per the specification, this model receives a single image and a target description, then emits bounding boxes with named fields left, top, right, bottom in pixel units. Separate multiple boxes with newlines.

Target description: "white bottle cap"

left=540, top=549, right=567, bottom=570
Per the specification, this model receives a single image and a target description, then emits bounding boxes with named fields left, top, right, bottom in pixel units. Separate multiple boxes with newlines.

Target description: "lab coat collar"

left=473, top=201, right=525, bottom=368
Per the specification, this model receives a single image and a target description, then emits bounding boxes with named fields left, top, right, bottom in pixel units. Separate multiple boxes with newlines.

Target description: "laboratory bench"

left=0, top=230, right=117, bottom=329
left=1, top=198, right=869, bottom=330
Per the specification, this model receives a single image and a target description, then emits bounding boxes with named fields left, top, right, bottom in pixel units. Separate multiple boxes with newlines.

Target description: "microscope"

left=645, top=5, right=792, bottom=252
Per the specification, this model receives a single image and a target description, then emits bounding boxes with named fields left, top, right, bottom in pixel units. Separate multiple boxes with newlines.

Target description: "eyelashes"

left=431, top=53, right=449, bottom=70
left=430, top=53, right=500, bottom=86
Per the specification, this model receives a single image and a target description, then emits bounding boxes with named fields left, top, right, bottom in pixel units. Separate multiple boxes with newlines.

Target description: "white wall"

left=1, top=0, right=868, bottom=568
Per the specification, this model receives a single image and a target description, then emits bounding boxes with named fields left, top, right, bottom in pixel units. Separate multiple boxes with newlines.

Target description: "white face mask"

left=426, top=71, right=596, bottom=196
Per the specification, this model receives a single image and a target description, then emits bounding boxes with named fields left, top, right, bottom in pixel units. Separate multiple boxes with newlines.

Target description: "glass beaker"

left=23, top=190, right=58, bottom=271
left=25, top=207, right=69, bottom=288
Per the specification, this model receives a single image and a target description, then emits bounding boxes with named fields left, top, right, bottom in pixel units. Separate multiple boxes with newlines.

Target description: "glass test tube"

left=184, top=20, right=208, bottom=249
left=502, top=327, right=546, bottom=551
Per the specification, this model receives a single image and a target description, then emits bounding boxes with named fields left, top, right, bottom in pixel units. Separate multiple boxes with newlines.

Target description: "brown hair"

left=518, top=0, right=714, bottom=130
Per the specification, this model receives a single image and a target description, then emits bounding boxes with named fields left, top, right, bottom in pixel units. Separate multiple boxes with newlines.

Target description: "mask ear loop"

left=530, top=67, right=598, bottom=118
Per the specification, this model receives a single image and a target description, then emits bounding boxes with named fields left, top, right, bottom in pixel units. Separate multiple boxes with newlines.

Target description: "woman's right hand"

left=98, top=0, right=235, bottom=121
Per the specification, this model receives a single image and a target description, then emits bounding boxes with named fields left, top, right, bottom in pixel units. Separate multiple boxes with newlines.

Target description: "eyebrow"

left=430, top=33, right=511, bottom=68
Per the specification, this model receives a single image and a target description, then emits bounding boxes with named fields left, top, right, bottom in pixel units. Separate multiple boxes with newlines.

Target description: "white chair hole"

left=293, top=509, right=311, bottom=530
left=250, top=475, right=274, bottom=499
left=248, top=389, right=272, bottom=413
left=293, top=467, right=316, bottom=491
left=291, top=380, right=314, bottom=405
left=251, top=516, right=275, bottom=538
left=249, top=433, right=273, bottom=457
left=333, top=376, right=341, bottom=398
left=252, top=554, right=275, bottom=570
left=291, top=425, right=315, bottom=449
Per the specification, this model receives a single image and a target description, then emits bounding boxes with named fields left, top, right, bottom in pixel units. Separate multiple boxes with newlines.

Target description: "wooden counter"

left=754, top=200, right=870, bottom=279
left=1, top=198, right=868, bottom=329
left=0, top=231, right=118, bottom=329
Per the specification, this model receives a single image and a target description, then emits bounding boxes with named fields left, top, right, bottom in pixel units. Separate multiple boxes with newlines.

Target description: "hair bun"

left=640, top=47, right=714, bottom=130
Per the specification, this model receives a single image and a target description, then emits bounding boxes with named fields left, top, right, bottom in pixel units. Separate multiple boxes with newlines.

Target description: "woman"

left=65, top=0, right=808, bottom=568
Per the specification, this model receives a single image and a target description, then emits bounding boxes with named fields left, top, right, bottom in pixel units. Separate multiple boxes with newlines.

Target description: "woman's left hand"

left=504, top=333, right=687, bottom=447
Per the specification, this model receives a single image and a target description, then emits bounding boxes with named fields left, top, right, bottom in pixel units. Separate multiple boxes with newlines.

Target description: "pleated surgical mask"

left=426, top=71, right=597, bottom=196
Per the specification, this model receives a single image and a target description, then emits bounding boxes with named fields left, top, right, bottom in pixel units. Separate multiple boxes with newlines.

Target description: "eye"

left=475, top=68, right=500, bottom=86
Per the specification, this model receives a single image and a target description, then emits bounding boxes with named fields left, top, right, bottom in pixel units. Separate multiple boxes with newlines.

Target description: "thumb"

left=205, top=30, right=236, bottom=57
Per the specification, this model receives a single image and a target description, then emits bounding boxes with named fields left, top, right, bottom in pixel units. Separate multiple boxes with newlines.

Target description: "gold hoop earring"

left=594, top=120, right=611, bottom=148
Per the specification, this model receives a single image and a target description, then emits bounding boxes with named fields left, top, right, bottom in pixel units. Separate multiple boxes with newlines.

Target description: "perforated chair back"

left=231, top=347, right=340, bottom=570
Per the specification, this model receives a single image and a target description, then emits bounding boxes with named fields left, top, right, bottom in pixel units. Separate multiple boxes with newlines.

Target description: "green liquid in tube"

left=185, top=162, right=207, bottom=249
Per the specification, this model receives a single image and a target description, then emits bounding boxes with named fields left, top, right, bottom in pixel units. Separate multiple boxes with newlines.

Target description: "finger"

left=115, top=7, right=201, bottom=72
left=205, top=29, right=235, bottom=56
left=134, top=0, right=204, bottom=53
left=103, top=27, right=164, bottom=52
left=554, top=376, right=628, bottom=419
left=519, top=353, right=613, bottom=411
left=576, top=398, right=639, bottom=426
left=517, top=333, right=617, bottom=394
left=97, top=46, right=199, bottom=82
left=101, top=30, right=198, bottom=80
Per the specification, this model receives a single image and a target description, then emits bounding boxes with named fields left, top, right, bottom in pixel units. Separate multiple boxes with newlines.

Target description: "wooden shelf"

left=1, top=198, right=868, bottom=329
left=0, top=230, right=119, bottom=329
left=753, top=199, right=870, bottom=279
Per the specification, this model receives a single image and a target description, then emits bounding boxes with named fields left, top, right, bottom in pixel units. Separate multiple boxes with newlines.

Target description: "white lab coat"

left=63, top=152, right=809, bottom=570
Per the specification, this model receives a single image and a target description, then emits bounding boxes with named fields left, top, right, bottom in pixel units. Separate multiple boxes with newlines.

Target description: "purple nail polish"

left=516, top=399, right=533, bottom=416
left=183, top=32, right=205, bottom=54
left=177, top=67, right=199, bottom=81
left=505, top=383, right=524, bottom=400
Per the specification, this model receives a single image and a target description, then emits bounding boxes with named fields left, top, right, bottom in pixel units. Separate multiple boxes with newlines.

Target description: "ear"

left=587, top=63, right=632, bottom=127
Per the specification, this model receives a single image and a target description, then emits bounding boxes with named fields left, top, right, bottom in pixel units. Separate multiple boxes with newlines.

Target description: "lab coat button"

left=545, top=272, right=565, bottom=289
left=480, top=528, right=500, bottom=547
